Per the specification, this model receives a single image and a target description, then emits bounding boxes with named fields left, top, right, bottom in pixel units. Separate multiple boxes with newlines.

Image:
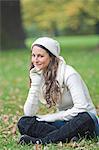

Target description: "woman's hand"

left=36, top=114, right=56, bottom=122
left=36, top=111, right=65, bottom=122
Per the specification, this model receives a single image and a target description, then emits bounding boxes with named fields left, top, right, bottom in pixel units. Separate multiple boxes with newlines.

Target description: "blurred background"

left=0, top=0, right=99, bottom=50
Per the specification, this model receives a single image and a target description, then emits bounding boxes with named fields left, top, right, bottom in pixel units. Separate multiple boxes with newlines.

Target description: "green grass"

left=0, top=35, right=99, bottom=149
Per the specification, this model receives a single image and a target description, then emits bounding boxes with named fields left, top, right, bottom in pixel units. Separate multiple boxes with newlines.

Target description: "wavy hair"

left=30, top=44, right=61, bottom=108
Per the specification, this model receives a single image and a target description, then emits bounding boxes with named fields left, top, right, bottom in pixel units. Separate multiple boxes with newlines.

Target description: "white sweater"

left=24, top=57, right=97, bottom=121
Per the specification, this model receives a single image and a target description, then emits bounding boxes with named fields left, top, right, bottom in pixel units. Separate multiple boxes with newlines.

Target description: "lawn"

left=0, top=35, right=99, bottom=150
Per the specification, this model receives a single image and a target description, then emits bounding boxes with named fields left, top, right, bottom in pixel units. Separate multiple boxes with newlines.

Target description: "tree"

left=21, top=0, right=68, bottom=36
left=21, top=0, right=99, bottom=36
left=0, top=0, right=26, bottom=50
left=64, top=0, right=99, bottom=34
left=83, top=0, right=99, bottom=34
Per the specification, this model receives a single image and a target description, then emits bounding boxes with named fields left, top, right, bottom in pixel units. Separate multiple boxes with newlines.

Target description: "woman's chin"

left=35, top=66, right=43, bottom=70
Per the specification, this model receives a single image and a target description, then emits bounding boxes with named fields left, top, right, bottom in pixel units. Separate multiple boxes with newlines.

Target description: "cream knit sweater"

left=24, top=57, right=96, bottom=121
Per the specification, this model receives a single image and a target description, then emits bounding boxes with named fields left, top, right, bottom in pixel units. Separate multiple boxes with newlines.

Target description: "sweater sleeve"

left=24, top=68, right=42, bottom=116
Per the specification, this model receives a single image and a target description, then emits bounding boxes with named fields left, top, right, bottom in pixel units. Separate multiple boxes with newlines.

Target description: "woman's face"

left=32, top=46, right=51, bottom=70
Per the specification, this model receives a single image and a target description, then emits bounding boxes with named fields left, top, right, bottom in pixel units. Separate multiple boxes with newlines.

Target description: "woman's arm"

left=24, top=68, right=42, bottom=116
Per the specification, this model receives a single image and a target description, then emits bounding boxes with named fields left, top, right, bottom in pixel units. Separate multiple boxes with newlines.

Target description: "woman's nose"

left=34, top=56, right=39, bottom=62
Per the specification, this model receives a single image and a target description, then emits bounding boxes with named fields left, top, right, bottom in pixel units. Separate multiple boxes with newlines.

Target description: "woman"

left=17, top=37, right=99, bottom=145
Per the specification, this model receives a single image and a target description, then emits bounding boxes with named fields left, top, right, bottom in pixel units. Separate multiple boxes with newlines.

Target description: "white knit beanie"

left=31, top=37, right=60, bottom=57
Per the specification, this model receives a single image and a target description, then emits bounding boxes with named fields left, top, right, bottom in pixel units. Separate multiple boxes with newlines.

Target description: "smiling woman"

left=17, top=37, right=99, bottom=145
left=31, top=45, right=51, bottom=70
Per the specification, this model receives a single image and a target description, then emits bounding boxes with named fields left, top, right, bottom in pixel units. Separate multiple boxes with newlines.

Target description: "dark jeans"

left=88, top=112, right=99, bottom=136
left=17, top=112, right=95, bottom=144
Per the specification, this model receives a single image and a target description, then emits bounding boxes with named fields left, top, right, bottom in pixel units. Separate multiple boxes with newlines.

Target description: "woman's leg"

left=18, top=112, right=95, bottom=145
left=88, top=112, right=99, bottom=136
left=49, top=120, right=66, bottom=129
left=40, top=112, right=95, bottom=144
left=17, top=116, right=57, bottom=138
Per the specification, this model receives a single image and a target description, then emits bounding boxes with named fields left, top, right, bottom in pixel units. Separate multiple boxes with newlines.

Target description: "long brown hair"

left=30, top=44, right=61, bottom=108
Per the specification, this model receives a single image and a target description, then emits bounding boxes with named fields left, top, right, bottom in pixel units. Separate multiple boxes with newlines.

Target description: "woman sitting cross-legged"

left=17, top=37, right=99, bottom=145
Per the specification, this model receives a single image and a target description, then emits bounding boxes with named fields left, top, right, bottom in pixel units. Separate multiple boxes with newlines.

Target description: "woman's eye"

left=32, top=54, right=35, bottom=57
left=38, top=54, right=44, bottom=58
left=32, top=54, right=44, bottom=58
left=40, top=55, right=44, bottom=58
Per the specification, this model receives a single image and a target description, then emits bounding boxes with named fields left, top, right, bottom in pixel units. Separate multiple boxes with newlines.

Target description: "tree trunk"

left=0, top=0, right=26, bottom=50
left=95, top=21, right=99, bottom=34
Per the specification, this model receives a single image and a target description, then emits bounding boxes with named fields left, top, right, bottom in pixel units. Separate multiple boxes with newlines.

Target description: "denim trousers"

left=51, top=113, right=99, bottom=137
left=88, top=112, right=99, bottom=136
left=17, top=112, right=95, bottom=144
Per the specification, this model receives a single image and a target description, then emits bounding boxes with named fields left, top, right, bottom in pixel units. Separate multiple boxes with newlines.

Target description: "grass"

left=0, top=35, right=99, bottom=149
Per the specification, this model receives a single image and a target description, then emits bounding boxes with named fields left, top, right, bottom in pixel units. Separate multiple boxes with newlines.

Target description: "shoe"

left=18, top=134, right=41, bottom=145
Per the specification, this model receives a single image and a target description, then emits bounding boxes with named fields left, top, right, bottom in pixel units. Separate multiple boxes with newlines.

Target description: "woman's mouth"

left=34, top=64, right=42, bottom=68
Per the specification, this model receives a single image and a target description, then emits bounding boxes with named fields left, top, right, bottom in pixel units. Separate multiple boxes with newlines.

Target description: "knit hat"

left=31, top=37, right=60, bottom=57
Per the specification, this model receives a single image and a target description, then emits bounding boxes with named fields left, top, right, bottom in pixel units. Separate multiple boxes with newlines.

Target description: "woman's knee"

left=17, top=116, right=26, bottom=128
left=17, top=116, right=37, bottom=135
left=17, top=116, right=27, bottom=135
left=74, top=112, right=95, bottom=137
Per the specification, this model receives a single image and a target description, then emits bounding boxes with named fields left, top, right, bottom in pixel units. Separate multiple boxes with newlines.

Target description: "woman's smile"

left=32, top=46, right=51, bottom=70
